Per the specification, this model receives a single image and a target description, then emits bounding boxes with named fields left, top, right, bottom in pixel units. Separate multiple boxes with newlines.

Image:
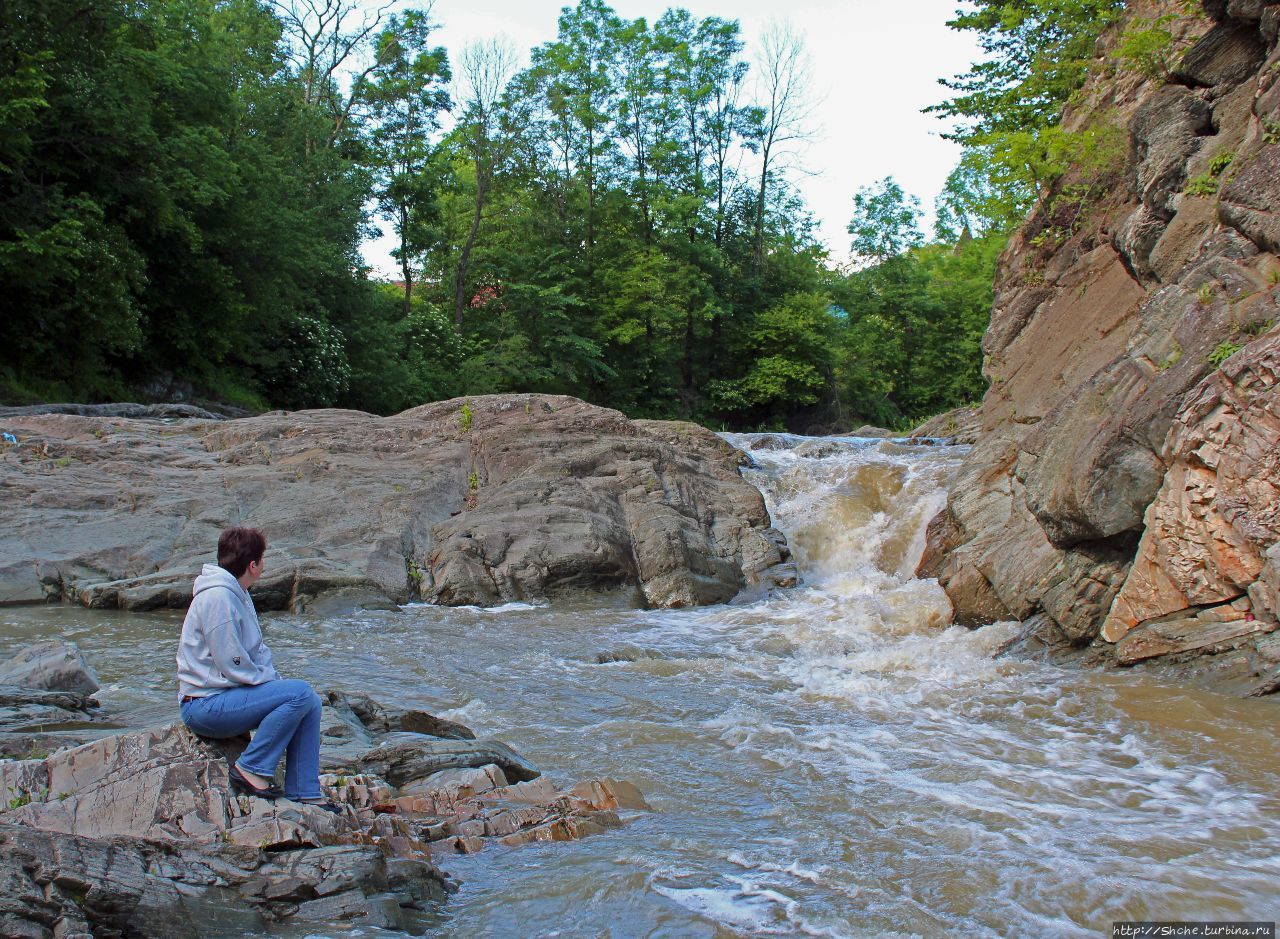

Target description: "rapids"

left=2, top=433, right=1277, bottom=937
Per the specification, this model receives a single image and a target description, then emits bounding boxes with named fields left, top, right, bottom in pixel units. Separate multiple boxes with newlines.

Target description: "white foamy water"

left=2, top=432, right=1277, bottom=937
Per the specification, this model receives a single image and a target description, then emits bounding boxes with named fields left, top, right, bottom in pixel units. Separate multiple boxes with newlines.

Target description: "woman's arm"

left=203, top=615, right=278, bottom=686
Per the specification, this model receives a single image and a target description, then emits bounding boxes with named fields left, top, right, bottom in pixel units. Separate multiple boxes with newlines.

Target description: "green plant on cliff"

left=459, top=400, right=473, bottom=432
left=1185, top=151, right=1235, bottom=196
left=1208, top=341, right=1243, bottom=366
left=1184, top=174, right=1219, bottom=197
left=1116, top=15, right=1180, bottom=80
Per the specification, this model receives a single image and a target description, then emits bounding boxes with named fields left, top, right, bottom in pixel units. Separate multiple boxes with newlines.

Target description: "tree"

left=926, top=0, right=1127, bottom=232
left=368, top=8, right=451, bottom=316
left=847, top=177, right=923, bottom=265
left=451, top=39, right=519, bottom=326
left=270, top=0, right=395, bottom=155
left=530, top=0, right=621, bottom=257
left=749, top=23, right=815, bottom=273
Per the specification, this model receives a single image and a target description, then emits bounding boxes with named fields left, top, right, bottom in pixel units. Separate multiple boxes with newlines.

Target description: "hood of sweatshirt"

left=192, top=563, right=248, bottom=600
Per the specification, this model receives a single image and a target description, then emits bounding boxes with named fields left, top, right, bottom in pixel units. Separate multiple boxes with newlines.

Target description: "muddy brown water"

left=2, top=433, right=1277, bottom=937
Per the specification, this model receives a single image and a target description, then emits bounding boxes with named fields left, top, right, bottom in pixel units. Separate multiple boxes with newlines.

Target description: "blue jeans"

left=180, top=678, right=323, bottom=800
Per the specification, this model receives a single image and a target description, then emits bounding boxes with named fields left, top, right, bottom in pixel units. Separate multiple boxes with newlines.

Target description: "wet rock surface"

left=925, top=2, right=1280, bottom=694
left=909, top=406, right=982, bottom=446
left=0, top=643, right=650, bottom=936
left=0, top=394, right=791, bottom=612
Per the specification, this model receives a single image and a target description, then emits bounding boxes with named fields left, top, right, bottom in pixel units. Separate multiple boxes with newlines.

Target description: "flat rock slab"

left=1114, top=601, right=1277, bottom=664
left=0, top=393, right=792, bottom=611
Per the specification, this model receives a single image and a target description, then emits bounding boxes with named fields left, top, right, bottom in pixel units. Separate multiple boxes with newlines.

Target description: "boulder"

left=0, top=641, right=100, bottom=696
left=0, top=821, right=448, bottom=938
left=909, top=407, right=981, bottom=445
left=1113, top=599, right=1275, bottom=664
left=1129, top=86, right=1212, bottom=220
left=0, top=402, right=229, bottom=420
left=0, top=394, right=791, bottom=611
left=356, top=736, right=541, bottom=787
left=1220, top=143, right=1280, bottom=254
left=1172, top=17, right=1267, bottom=87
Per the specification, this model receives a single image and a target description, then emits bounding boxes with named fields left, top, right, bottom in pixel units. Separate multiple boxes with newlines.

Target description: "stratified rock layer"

left=0, top=394, right=793, bottom=611
left=0, top=642, right=649, bottom=936
left=925, top=1, right=1280, bottom=692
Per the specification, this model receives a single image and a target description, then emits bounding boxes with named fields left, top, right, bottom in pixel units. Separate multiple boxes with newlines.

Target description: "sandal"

left=229, top=763, right=283, bottom=800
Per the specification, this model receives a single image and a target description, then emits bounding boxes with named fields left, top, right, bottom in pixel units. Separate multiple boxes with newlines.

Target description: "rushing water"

left=3, top=433, right=1278, bottom=938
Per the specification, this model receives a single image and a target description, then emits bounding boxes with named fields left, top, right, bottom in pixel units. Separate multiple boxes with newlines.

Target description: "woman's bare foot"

left=234, top=763, right=273, bottom=791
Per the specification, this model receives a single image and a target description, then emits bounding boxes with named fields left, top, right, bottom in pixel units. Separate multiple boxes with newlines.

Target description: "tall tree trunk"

left=682, top=302, right=695, bottom=411
left=399, top=204, right=413, bottom=319
left=753, top=142, right=770, bottom=274
left=453, top=174, right=487, bottom=326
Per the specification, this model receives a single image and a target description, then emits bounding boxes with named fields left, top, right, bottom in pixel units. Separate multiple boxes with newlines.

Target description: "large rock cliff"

left=922, top=1, right=1280, bottom=693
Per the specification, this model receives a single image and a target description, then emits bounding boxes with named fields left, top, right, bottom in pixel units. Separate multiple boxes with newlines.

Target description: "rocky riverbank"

left=0, top=641, right=648, bottom=937
left=0, top=394, right=795, bottom=613
left=922, top=1, right=1280, bottom=695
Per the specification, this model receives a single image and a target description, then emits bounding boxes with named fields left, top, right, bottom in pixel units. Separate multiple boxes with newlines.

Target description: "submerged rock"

left=0, top=394, right=792, bottom=612
left=0, top=641, right=99, bottom=696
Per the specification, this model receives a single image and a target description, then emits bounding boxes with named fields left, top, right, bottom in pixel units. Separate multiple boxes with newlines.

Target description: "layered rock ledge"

left=0, top=394, right=794, bottom=612
left=0, top=642, right=648, bottom=937
left=921, top=1, right=1280, bottom=694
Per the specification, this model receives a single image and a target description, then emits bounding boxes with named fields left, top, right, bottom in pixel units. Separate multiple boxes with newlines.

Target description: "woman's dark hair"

left=217, top=527, right=266, bottom=578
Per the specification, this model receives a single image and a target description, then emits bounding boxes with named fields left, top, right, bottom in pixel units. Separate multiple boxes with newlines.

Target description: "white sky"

left=360, top=0, right=980, bottom=276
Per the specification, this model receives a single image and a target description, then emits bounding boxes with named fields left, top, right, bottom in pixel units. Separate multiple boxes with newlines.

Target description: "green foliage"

left=0, top=0, right=377, bottom=405
left=1, top=0, right=1010, bottom=432
left=1185, top=151, right=1234, bottom=197
left=1184, top=174, right=1219, bottom=197
left=342, top=286, right=464, bottom=414
left=848, top=178, right=922, bottom=264
left=1117, top=16, right=1179, bottom=79
left=1208, top=341, right=1242, bottom=367
left=928, top=0, right=1126, bottom=234
left=930, top=0, right=1125, bottom=139
left=833, top=201, right=1005, bottom=427
left=707, top=292, right=837, bottom=419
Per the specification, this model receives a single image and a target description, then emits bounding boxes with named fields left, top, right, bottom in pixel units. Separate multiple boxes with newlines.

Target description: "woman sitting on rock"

left=176, top=526, right=334, bottom=810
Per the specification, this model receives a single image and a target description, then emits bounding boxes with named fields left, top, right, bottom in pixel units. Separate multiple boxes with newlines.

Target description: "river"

left=2, top=433, right=1277, bottom=937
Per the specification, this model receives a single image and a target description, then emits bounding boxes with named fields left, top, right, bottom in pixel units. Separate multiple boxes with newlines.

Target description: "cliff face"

left=923, top=1, right=1280, bottom=693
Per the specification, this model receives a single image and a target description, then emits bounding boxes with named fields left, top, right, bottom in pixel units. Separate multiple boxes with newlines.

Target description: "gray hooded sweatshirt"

left=176, top=564, right=281, bottom=699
